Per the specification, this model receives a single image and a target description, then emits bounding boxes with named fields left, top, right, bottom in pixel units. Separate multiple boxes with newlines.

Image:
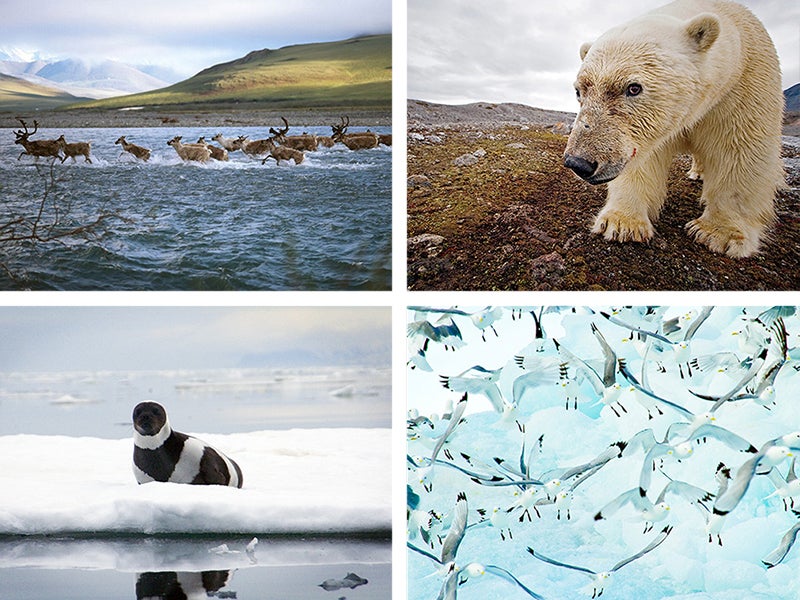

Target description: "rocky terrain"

left=407, top=99, right=800, bottom=291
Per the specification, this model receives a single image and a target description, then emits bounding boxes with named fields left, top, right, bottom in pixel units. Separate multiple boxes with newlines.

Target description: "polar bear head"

left=564, top=12, right=722, bottom=184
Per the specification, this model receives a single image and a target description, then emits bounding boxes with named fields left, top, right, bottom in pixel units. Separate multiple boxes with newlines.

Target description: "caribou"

left=114, top=136, right=151, bottom=162
left=269, top=117, right=320, bottom=152
left=196, top=137, right=229, bottom=161
left=167, top=136, right=211, bottom=162
left=13, top=119, right=63, bottom=161
left=330, top=116, right=381, bottom=150
left=56, top=135, right=92, bottom=163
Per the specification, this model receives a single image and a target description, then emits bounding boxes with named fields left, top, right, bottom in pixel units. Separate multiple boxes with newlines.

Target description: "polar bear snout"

left=564, top=154, right=599, bottom=180
left=564, top=152, right=625, bottom=185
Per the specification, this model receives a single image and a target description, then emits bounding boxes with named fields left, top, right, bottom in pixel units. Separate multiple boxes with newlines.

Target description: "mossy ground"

left=407, top=125, right=800, bottom=291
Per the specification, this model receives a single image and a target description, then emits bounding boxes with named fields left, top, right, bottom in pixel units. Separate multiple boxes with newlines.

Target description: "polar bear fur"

left=564, top=0, right=783, bottom=257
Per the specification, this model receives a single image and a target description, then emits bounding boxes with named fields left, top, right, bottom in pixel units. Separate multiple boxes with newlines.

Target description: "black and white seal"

left=132, top=401, right=243, bottom=488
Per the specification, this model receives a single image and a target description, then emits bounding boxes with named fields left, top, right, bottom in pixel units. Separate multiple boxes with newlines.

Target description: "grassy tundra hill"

left=0, top=73, right=89, bottom=112
left=71, top=35, right=391, bottom=112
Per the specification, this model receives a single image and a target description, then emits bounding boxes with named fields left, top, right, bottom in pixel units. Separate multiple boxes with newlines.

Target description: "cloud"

left=0, top=307, right=390, bottom=372
left=1, top=0, right=392, bottom=77
left=408, top=0, right=799, bottom=111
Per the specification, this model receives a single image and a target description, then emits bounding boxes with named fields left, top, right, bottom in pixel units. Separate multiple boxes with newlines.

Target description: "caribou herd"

left=10, top=116, right=390, bottom=165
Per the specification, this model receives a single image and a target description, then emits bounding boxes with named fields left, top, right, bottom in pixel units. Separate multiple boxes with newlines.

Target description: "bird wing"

left=590, top=323, right=617, bottom=387
left=408, top=541, right=442, bottom=565
left=595, top=488, right=642, bottom=520
left=441, top=492, right=468, bottom=564
left=485, top=565, right=546, bottom=600
left=553, top=339, right=604, bottom=396
left=762, top=520, right=800, bottom=568
left=713, top=453, right=761, bottom=515
left=683, top=307, right=713, bottom=341
left=685, top=424, right=756, bottom=453
left=430, top=394, right=468, bottom=462
left=436, top=570, right=458, bottom=600
left=526, top=547, right=595, bottom=576
left=710, top=347, right=768, bottom=412
left=658, top=480, right=714, bottom=510
left=610, top=526, right=672, bottom=572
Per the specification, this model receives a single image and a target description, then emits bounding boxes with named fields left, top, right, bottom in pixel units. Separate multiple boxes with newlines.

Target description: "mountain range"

left=0, top=48, right=181, bottom=99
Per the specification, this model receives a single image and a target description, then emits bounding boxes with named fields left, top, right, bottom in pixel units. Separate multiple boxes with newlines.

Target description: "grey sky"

left=408, top=0, right=799, bottom=112
left=1, top=0, right=392, bottom=78
left=0, top=307, right=390, bottom=372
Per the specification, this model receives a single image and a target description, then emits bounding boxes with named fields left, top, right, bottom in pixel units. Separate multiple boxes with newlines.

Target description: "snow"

left=407, top=306, right=800, bottom=600
left=0, top=428, right=390, bottom=535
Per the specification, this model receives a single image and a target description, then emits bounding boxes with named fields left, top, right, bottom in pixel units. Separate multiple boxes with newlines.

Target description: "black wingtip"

left=594, top=512, right=604, bottom=521
left=638, top=487, right=647, bottom=497
left=526, top=546, right=535, bottom=556
left=746, top=445, right=758, bottom=454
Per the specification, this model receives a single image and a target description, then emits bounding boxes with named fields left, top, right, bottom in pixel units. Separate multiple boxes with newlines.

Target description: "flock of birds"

left=407, top=306, right=800, bottom=599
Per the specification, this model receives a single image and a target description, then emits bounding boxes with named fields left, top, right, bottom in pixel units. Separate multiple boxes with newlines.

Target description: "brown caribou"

left=56, top=135, right=92, bottom=163
left=115, top=136, right=151, bottom=161
left=13, top=119, right=63, bottom=161
left=269, top=117, right=320, bottom=152
left=331, top=116, right=380, bottom=150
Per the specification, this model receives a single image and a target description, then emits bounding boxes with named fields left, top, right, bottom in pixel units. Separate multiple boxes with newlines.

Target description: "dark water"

left=0, top=126, right=391, bottom=290
left=0, top=536, right=391, bottom=599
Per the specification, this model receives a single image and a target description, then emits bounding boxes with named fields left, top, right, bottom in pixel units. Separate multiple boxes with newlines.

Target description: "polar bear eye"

left=626, top=83, right=643, bottom=97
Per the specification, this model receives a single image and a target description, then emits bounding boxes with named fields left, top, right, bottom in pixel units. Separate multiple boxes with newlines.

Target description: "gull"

left=691, top=318, right=788, bottom=411
left=704, top=463, right=732, bottom=545
left=712, top=441, right=795, bottom=517
left=407, top=314, right=465, bottom=352
left=429, top=393, right=468, bottom=463
left=527, top=526, right=672, bottom=598
left=603, top=308, right=713, bottom=378
left=408, top=492, right=545, bottom=600
left=766, top=457, right=800, bottom=510
left=441, top=366, right=506, bottom=413
left=552, top=323, right=626, bottom=416
left=762, top=514, right=800, bottom=568
left=594, top=480, right=713, bottom=533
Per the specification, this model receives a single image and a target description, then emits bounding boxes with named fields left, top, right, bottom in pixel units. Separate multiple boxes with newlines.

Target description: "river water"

left=0, top=126, right=392, bottom=290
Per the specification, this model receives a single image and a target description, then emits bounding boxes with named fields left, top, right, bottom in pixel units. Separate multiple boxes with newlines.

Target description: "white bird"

left=527, top=526, right=672, bottom=598
left=594, top=480, right=712, bottom=533
left=767, top=458, right=800, bottom=510
left=713, top=443, right=794, bottom=516
left=552, top=323, right=626, bottom=416
left=441, top=366, right=506, bottom=413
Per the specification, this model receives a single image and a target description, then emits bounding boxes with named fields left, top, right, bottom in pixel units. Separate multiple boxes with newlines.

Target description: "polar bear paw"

left=592, top=209, right=655, bottom=243
left=685, top=217, right=759, bottom=258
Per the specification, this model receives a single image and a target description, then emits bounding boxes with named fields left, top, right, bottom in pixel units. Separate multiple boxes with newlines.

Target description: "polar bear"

left=564, top=0, right=784, bottom=257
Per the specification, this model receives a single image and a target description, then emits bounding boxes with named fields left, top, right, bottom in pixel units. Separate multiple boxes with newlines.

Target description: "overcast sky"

left=1, top=0, right=392, bottom=78
left=408, top=0, right=799, bottom=112
left=0, top=307, right=390, bottom=372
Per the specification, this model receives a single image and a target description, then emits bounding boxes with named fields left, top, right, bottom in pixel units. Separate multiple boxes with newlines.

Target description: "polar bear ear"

left=579, top=42, right=593, bottom=61
left=685, top=13, right=720, bottom=52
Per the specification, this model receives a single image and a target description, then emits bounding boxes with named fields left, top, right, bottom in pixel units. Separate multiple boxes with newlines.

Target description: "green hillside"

left=74, top=34, right=391, bottom=111
left=0, top=73, right=88, bottom=112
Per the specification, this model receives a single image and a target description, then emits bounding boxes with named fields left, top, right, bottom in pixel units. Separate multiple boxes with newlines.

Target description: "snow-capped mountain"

left=0, top=49, right=181, bottom=99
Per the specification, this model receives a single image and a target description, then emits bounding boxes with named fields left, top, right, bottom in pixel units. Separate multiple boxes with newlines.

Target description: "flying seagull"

left=527, top=526, right=672, bottom=598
